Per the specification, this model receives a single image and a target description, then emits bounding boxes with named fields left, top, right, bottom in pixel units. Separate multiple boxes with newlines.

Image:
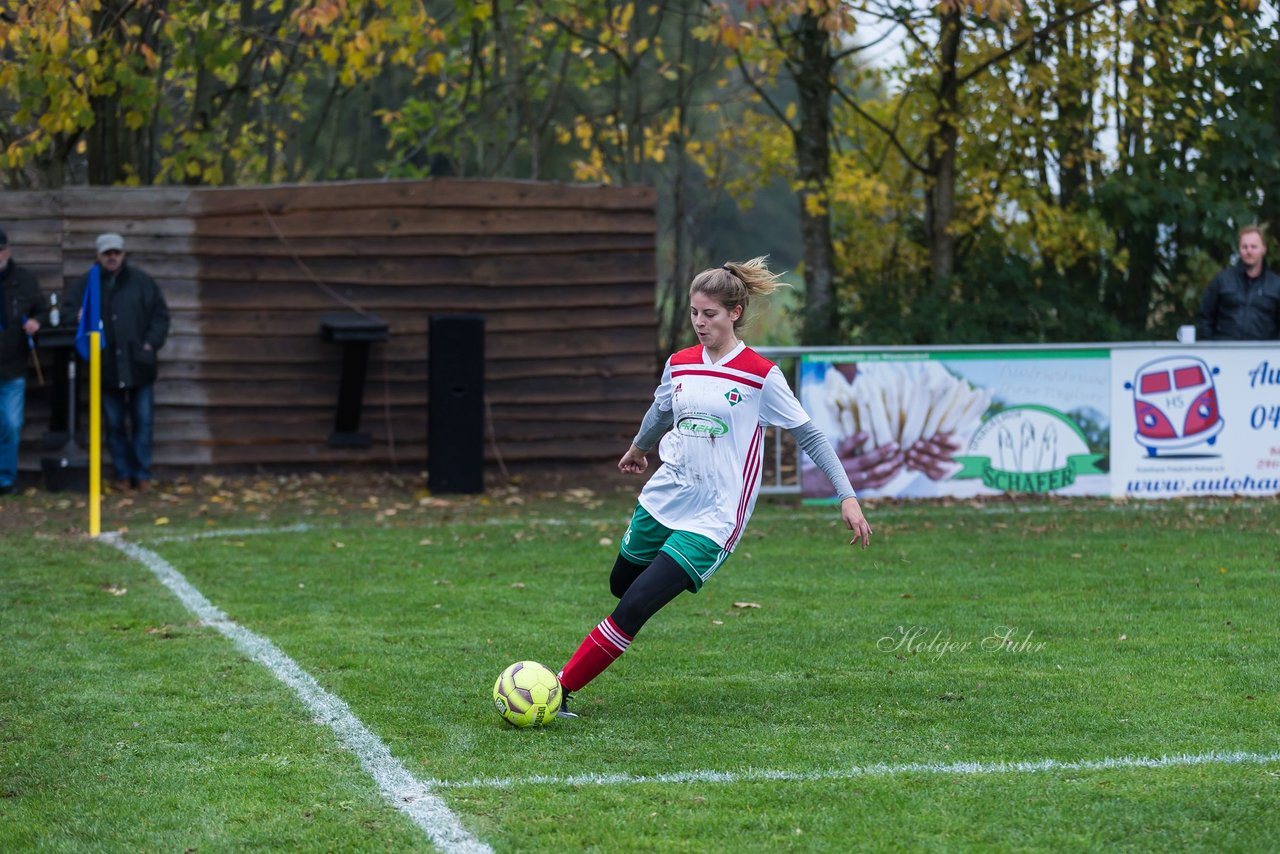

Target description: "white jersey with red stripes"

left=638, top=341, right=810, bottom=551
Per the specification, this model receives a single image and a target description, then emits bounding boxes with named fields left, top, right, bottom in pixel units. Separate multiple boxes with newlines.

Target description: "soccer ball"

left=493, top=661, right=562, bottom=727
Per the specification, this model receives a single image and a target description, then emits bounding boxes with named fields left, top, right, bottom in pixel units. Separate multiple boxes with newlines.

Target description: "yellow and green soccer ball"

left=493, top=661, right=562, bottom=727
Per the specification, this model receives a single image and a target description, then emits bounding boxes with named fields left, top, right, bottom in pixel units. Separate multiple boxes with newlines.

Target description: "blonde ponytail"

left=689, top=256, right=786, bottom=329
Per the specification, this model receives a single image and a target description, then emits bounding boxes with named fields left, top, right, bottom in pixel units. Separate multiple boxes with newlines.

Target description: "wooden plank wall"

left=0, top=179, right=657, bottom=472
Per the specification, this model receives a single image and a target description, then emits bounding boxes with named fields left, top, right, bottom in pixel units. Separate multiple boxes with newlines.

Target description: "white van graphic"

left=1124, top=356, right=1223, bottom=456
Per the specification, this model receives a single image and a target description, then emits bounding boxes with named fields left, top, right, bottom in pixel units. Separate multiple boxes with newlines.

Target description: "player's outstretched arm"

left=841, top=496, right=872, bottom=549
left=787, top=421, right=873, bottom=550
left=618, top=445, right=649, bottom=474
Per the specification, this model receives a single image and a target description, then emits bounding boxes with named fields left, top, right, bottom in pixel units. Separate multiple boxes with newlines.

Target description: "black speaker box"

left=428, top=314, right=485, bottom=494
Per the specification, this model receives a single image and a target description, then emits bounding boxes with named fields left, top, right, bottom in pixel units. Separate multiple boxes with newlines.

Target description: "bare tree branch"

left=958, top=0, right=1113, bottom=87
left=834, top=85, right=928, bottom=173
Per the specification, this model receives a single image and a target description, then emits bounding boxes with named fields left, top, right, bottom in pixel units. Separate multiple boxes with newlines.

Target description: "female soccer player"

left=555, top=257, right=872, bottom=717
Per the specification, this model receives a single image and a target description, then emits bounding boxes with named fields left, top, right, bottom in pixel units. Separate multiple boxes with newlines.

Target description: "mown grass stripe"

left=131, top=495, right=1280, bottom=547
left=102, top=533, right=491, bottom=854
left=427, top=749, right=1280, bottom=790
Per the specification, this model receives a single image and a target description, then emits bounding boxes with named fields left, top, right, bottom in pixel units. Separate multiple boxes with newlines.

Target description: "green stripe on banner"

left=953, top=454, right=1107, bottom=494
left=805, top=350, right=1110, bottom=364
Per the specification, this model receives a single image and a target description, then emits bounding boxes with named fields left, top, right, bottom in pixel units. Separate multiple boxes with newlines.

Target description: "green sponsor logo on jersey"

left=677, top=413, right=729, bottom=438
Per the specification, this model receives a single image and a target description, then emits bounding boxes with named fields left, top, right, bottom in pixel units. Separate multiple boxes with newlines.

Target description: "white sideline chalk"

left=103, top=533, right=490, bottom=854
left=146, top=523, right=315, bottom=543
left=428, top=749, right=1280, bottom=790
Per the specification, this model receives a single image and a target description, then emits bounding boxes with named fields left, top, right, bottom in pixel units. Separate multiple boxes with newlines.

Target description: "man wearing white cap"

left=66, top=232, right=170, bottom=491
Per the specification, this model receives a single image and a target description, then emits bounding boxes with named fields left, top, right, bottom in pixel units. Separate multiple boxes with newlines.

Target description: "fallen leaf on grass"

left=154, top=516, right=170, bottom=526
left=102, top=584, right=127, bottom=596
left=732, top=602, right=760, bottom=609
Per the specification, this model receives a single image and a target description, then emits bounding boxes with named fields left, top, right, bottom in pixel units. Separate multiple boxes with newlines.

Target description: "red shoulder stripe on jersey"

left=669, top=345, right=705, bottom=366
left=724, top=347, right=775, bottom=379
left=670, top=368, right=764, bottom=389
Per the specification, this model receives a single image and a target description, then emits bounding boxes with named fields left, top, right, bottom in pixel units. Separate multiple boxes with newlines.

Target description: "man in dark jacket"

left=0, top=228, right=46, bottom=495
left=66, top=232, right=170, bottom=491
left=1196, top=225, right=1280, bottom=341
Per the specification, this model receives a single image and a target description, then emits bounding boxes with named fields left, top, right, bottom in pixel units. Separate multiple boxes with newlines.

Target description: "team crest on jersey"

left=724, top=388, right=743, bottom=406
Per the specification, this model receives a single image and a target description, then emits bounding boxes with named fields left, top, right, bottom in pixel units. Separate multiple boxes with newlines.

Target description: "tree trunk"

left=35, top=137, right=74, bottom=189
left=215, top=0, right=265, bottom=184
left=926, top=7, right=962, bottom=291
left=86, top=0, right=151, bottom=185
left=87, top=94, right=144, bottom=185
left=662, top=15, right=695, bottom=359
left=792, top=11, right=838, bottom=344
left=1106, top=7, right=1154, bottom=332
left=1264, top=34, right=1280, bottom=241
left=1054, top=9, right=1089, bottom=208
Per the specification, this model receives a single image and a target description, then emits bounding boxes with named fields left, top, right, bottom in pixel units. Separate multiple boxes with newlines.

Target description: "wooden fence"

left=0, top=179, right=657, bottom=473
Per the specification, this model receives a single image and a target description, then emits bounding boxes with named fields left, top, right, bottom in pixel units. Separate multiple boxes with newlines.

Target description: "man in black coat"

left=1196, top=225, right=1280, bottom=341
left=66, top=232, right=170, bottom=491
left=0, top=228, right=46, bottom=495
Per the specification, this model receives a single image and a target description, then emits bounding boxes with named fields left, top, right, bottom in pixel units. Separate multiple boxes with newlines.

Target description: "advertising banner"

left=1108, top=347, right=1280, bottom=497
left=799, top=350, right=1111, bottom=501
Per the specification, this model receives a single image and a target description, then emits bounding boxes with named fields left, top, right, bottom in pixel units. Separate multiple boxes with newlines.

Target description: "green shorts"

left=619, top=504, right=731, bottom=592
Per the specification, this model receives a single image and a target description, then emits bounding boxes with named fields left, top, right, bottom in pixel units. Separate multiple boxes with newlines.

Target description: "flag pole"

left=89, top=331, right=101, bottom=538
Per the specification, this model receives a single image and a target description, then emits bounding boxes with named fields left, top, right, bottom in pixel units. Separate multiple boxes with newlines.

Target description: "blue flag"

left=75, top=263, right=104, bottom=360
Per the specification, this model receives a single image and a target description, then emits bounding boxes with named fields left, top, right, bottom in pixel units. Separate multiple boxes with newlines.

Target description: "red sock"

left=557, top=616, right=633, bottom=692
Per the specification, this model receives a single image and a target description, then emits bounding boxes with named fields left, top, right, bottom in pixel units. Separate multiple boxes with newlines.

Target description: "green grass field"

left=3, top=478, right=1279, bottom=851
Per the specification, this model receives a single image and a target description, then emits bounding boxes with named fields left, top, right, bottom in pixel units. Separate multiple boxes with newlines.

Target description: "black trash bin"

left=428, top=314, right=484, bottom=494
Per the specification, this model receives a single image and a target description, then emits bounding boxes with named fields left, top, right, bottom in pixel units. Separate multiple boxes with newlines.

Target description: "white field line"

left=102, top=533, right=490, bottom=854
left=428, top=749, right=1280, bottom=791
left=146, top=523, right=315, bottom=543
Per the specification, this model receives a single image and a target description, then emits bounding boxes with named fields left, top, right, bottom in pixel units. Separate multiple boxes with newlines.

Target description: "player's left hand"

left=841, top=496, right=872, bottom=549
left=617, top=444, right=649, bottom=474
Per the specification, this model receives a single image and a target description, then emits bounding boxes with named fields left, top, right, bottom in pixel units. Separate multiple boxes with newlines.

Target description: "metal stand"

left=34, top=328, right=88, bottom=492
left=320, top=312, right=390, bottom=449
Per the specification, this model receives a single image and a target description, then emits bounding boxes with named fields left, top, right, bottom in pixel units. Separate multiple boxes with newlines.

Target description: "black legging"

left=608, top=553, right=694, bottom=638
